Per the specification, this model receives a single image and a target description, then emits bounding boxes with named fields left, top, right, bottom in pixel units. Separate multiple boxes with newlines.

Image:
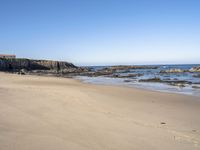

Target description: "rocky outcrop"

left=83, top=65, right=158, bottom=77
left=139, top=77, right=162, bottom=83
left=189, top=66, right=200, bottom=72
left=192, top=85, right=200, bottom=89
left=193, top=74, right=200, bottom=78
left=101, top=65, right=158, bottom=72
left=139, top=77, right=192, bottom=87
left=160, top=66, right=200, bottom=74
left=160, top=69, right=185, bottom=73
left=111, top=73, right=143, bottom=78
left=0, top=58, right=77, bottom=72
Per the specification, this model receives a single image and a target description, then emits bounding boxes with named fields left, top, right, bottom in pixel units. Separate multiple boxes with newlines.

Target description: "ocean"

left=76, top=64, right=200, bottom=97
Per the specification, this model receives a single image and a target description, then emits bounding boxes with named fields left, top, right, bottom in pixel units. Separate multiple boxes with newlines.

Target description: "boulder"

left=17, top=69, right=27, bottom=75
left=111, top=73, right=143, bottom=78
left=193, top=74, right=200, bottom=78
left=160, top=69, right=185, bottom=73
left=139, top=77, right=162, bottom=82
left=192, top=85, right=200, bottom=89
left=189, top=66, right=200, bottom=72
left=139, top=77, right=192, bottom=86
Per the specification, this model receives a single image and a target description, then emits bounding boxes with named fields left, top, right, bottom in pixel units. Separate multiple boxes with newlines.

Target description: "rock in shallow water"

left=139, top=77, right=162, bottom=82
left=124, top=80, right=132, bottom=82
left=192, top=85, right=200, bottom=89
left=160, top=69, right=185, bottom=73
left=159, top=66, right=200, bottom=74
left=190, top=66, right=200, bottom=72
left=139, top=77, right=192, bottom=87
left=193, top=74, right=200, bottom=78
left=84, top=65, right=157, bottom=77
left=111, top=73, right=143, bottom=78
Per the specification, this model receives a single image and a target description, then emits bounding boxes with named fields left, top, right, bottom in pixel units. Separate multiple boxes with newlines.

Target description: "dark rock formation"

left=0, top=58, right=29, bottom=71
left=82, top=65, right=157, bottom=77
left=100, top=65, right=158, bottom=72
left=0, top=58, right=77, bottom=72
left=160, top=69, right=186, bottom=73
left=139, top=77, right=192, bottom=87
left=111, top=73, right=143, bottom=78
left=189, top=66, right=200, bottom=72
left=139, top=77, right=162, bottom=83
left=160, top=66, right=200, bottom=74
left=193, top=74, right=200, bottom=78
left=192, top=85, right=200, bottom=89
left=124, top=80, right=132, bottom=82
left=80, top=69, right=114, bottom=77
left=0, top=58, right=92, bottom=78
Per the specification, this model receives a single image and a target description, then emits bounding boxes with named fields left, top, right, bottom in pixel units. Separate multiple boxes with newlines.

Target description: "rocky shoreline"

left=160, top=67, right=200, bottom=73
left=139, top=77, right=193, bottom=87
left=0, top=58, right=89, bottom=77
left=77, top=65, right=158, bottom=77
left=79, top=65, right=200, bottom=89
left=1, top=58, right=200, bottom=89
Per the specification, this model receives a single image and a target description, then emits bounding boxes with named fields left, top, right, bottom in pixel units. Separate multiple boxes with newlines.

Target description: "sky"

left=0, top=0, right=200, bottom=66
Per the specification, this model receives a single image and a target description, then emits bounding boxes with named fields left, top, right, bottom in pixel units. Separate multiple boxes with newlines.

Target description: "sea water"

left=76, top=64, right=200, bottom=97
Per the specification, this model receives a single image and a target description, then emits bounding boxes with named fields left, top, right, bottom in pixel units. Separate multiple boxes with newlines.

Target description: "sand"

left=0, top=72, right=200, bottom=150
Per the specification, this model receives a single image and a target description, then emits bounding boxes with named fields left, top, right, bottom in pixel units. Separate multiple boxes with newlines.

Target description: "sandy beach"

left=0, top=72, right=200, bottom=150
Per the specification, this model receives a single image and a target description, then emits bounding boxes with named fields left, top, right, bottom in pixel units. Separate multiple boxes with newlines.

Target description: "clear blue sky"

left=0, top=0, right=200, bottom=66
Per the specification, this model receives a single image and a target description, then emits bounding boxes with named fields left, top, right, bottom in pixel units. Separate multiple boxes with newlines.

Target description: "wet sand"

left=0, top=72, right=200, bottom=150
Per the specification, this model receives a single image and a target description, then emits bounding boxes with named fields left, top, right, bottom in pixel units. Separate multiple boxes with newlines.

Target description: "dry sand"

left=0, top=72, right=200, bottom=150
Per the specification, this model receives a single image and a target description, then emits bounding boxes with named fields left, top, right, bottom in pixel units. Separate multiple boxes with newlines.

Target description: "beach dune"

left=0, top=72, right=200, bottom=150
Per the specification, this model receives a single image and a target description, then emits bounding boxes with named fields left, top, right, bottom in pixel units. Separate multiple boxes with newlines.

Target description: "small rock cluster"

left=160, top=66, right=200, bottom=73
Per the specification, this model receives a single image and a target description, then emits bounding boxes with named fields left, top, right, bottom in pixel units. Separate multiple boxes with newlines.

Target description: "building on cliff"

left=0, top=54, right=16, bottom=59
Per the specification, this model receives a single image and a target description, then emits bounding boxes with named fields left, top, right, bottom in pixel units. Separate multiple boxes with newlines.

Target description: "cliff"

left=0, top=58, right=77, bottom=71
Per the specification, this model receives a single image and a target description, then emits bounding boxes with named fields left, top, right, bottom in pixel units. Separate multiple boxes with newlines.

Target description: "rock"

left=0, top=58, right=77, bottom=72
left=100, top=65, right=158, bottom=73
left=168, top=83, right=185, bottom=87
left=84, top=65, right=157, bottom=77
left=193, top=74, right=200, bottom=78
left=139, top=77, right=162, bottom=82
left=192, top=130, right=196, bottom=132
left=111, top=73, right=143, bottom=78
left=160, top=67, right=200, bottom=73
left=139, top=77, right=192, bottom=86
left=192, top=86, right=200, bottom=89
left=190, top=67, right=200, bottom=72
left=18, top=69, right=27, bottom=75
left=30, top=59, right=77, bottom=70
left=0, top=58, right=30, bottom=71
left=192, top=85, right=200, bottom=89
left=90, top=71, right=113, bottom=77
left=108, top=65, right=158, bottom=70
left=124, top=80, right=132, bottom=82
left=0, top=58, right=92, bottom=78
left=160, top=69, right=185, bottom=73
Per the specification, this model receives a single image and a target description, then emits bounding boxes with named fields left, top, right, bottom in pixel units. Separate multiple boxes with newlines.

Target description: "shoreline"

left=75, top=76, right=200, bottom=98
left=0, top=72, right=200, bottom=150
left=2, top=71, right=200, bottom=98
left=4, top=71, right=200, bottom=98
